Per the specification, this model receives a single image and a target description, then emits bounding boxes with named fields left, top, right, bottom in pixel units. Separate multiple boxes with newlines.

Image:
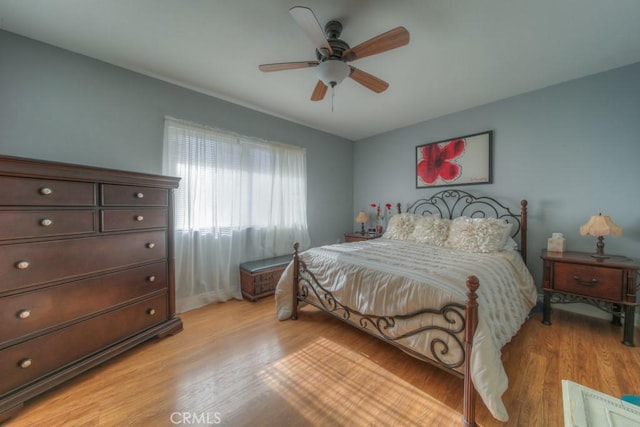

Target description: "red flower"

left=370, top=203, right=377, bottom=208
left=417, top=139, right=465, bottom=184
left=385, top=203, right=392, bottom=210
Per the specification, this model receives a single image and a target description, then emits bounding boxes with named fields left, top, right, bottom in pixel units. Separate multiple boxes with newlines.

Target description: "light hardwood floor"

left=5, top=298, right=640, bottom=426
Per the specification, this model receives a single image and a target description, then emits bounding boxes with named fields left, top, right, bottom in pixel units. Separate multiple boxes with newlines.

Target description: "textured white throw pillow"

left=445, top=216, right=512, bottom=253
left=382, top=213, right=421, bottom=240
left=408, top=215, right=451, bottom=246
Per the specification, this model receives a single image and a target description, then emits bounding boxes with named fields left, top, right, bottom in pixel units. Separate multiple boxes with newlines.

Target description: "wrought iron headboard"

left=400, top=190, right=528, bottom=264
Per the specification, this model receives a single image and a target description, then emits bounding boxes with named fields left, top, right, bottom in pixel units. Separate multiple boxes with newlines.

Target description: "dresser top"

left=0, top=154, right=180, bottom=188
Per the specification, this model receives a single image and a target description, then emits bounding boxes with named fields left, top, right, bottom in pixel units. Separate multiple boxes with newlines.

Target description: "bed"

left=274, top=190, right=538, bottom=426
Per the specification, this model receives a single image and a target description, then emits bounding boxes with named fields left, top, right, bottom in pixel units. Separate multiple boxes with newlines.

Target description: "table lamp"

left=579, top=213, right=622, bottom=258
left=355, top=211, right=369, bottom=235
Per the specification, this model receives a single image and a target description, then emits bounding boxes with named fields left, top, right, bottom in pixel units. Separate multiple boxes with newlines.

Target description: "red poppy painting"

left=416, top=131, right=492, bottom=188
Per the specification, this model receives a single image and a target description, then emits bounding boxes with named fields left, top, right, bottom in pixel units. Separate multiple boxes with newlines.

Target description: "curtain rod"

left=164, top=116, right=305, bottom=152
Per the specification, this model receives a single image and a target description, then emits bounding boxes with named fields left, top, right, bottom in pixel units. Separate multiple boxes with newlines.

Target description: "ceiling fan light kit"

left=259, top=6, right=409, bottom=103
left=316, top=60, right=350, bottom=87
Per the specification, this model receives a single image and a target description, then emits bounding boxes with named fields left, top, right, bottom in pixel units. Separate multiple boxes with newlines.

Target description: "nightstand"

left=541, top=250, right=639, bottom=346
left=344, top=232, right=382, bottom=243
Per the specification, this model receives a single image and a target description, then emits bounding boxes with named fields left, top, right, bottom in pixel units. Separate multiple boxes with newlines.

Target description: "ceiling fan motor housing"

left=316, top=20, right=350, bottom=60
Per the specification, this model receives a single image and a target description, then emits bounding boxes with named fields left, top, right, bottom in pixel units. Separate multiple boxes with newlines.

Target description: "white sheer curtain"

left=163, top=117, right=310, bottom=312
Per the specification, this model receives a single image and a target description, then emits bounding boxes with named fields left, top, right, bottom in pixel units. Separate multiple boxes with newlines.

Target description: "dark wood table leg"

left=542, top=291, right=552, bottom=325
left=623, top=304, right=635, bottom=347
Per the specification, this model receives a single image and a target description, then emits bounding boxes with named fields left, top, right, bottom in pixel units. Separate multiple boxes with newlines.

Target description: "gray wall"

left=354, top=62, right=640, bottom=290
left=0, top=30, right=354, bottom=248
left=3, top=29, right=639, bottom=297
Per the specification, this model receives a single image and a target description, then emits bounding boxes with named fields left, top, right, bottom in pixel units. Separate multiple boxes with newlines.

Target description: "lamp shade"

left=316, top=60, right=351, bottom=87
left=356, top=211, right=369, bottom=223
left=579, top=214, right=622, bottom=237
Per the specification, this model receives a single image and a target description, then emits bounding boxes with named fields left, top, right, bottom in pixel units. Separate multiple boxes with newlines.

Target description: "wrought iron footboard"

left=296, top=256, right=468, bottom=371
left=289, top=242, right=480, bottom=426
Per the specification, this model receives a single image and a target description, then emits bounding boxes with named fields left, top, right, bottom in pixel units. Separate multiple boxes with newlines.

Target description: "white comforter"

left=275, top=238, right=537, bottom=422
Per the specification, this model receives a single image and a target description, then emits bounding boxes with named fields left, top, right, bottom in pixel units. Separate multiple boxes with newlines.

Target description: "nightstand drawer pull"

left=40, top=218, right=53, bottom=227
left=19, top=358, right=32, bottom=369
left=572, top=275, right=599, bottom=286
left=39, top=187, right=53, bottom=195
left=135, top=215, right=144, bottom=221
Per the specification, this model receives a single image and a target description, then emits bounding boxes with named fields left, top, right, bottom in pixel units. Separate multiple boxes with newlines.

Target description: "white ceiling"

left=1, top=0, right=640, bottom=141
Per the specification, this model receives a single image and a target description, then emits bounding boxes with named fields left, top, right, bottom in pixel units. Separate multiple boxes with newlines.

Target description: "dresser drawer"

left=101, top=184, right=168, bottom=207
left=553, top=263, right=623, bottom=301
left=0, top=210, right=96, bottom=240
left=0, top=262, right=167, bottom=346
left=0, top=177, right=95, bottom=206
left=101, top=208, right=167, bottom=231
left=0, top=293, right=167, bottom=396
left=0, top=231, right=167, bottom=293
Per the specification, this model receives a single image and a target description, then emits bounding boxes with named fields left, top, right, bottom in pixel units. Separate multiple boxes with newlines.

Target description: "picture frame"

left=416, top=130, right=493, bottom=188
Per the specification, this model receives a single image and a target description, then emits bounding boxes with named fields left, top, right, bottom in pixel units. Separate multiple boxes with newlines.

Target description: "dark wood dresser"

left=0, top=155, right=182, bottom=421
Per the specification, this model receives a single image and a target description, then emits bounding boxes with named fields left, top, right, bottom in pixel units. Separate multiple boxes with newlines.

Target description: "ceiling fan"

left=259, top=6, right=410, bottom=102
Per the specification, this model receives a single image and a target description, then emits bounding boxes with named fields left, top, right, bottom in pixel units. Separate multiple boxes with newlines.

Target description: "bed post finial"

left=291, top=243, right=300, bottom=320
left=463, top=275, right=479, bottom=427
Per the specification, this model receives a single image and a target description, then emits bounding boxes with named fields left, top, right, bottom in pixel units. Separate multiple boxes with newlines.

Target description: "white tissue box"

left=547, top=236, right=566, bottom=253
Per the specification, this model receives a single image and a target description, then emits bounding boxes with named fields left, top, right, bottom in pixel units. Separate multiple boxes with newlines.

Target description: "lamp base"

left=591, top=236, right=607, bottom=259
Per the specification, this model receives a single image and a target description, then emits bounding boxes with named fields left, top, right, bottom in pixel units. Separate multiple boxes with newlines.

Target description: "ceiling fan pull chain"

left=331, top=85, right=335, bottom=112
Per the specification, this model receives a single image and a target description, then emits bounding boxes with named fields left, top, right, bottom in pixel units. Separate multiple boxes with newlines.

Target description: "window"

left=163, top=117, right=310, bottom=312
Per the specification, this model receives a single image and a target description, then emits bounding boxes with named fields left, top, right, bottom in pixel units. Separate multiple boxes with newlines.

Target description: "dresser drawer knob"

left=135, top=192, right=144, bottom=199
left=148, top=275, right=156, bottom=282
left=39, top=187, right=53, bottom=195
left=135, top=215, right=144, bottom=221
left=40, top=218, right=53, bottom=227
left=147, top=308, right=156, bottom=315
left=17, top=309, right=31, bottom=319
left=572, top=275, right=599, bottom=286
left=16, top=261, right=30, bottom=270
left=146, top=243, right=155, bottom=249
left=19, top=358, right=32, bottom=369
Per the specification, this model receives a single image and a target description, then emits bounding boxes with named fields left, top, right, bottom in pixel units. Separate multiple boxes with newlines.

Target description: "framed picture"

left=416, top=130, right=492, bottom=188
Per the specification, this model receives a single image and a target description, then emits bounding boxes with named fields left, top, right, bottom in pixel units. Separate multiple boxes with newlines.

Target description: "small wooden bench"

left=239, top=255, right=292, bottom=301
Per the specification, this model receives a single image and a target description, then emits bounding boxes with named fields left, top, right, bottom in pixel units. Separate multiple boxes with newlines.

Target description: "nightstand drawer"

left=554, top=263, right=623, bottom=301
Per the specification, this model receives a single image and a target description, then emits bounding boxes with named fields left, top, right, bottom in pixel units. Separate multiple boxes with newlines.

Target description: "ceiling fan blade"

left=344, top=27, right=409, bottom=61
left=259, top=61, right=319, bottom=72
left=311, top=80, right=328, bottom=101
left=349, top=66, right=389, bottom=93
left=289, top=6, right=333, bottom=56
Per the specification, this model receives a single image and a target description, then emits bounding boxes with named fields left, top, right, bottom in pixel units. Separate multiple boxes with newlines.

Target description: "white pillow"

left=445, top=216, right=512, bottom=253
left=503, top=237, right=518, bottom=251
left=408, top=215, right=451, bottom=246
left=382, top=213, right=420, bottom=240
